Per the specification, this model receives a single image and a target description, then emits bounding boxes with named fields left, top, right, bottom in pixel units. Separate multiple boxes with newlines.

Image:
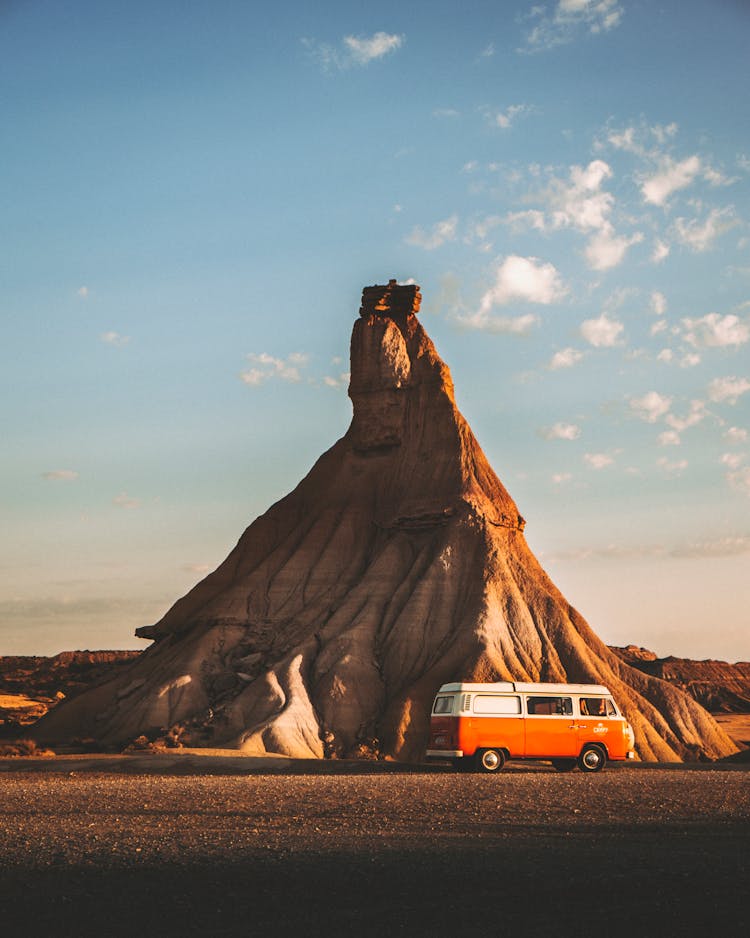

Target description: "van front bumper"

left=425, top=749, right=463, bottom=759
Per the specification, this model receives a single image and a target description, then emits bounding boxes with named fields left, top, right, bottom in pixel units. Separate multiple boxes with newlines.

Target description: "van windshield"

left=580, top=697, right=617, bottom=716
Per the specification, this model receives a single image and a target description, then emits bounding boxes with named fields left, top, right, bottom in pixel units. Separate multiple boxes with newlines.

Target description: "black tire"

left=476, top=748, right=506, bottom=773
left=551, top=758, right=577, bottom=772
left=578, top=744, right=607, bottom=773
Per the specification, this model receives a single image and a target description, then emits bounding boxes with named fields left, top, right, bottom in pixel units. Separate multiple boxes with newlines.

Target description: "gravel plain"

left=1, top=756, right=749, bottom=937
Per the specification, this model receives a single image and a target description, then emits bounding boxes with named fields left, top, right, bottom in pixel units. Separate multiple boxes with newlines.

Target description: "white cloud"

left=552, top=472, right=572, bottom=485
left=304, top=32, right=404, bottom=70
left=476, top=255, right=567, bottom=312
left=522, top=0, right=624, bottom=52
left=549, top=347, right=584, bottom=369
left=679, top=352, right=701, bottom=368
left=658, top=430, right=681, bottom=447
left=682, top=312, right=749, bottom=348
left=665, top=400, right=705, bottom=432
left=241, top=352, right=310, bottom=386
left=113, top=492, right=140, bottom=509
left=630, top=391, right=672, bottom=423
left=640, top=155, right=702, bottom=206
left=585, top=228, right=643, bottom=270
left=650, top=291, right=667, bottom=316
left=656, top=456, right=688, bottom=476
left=100, top=331, right=130, bottom=346
left=657, top=348, right=673, bottom=362
left=580, top=312, right=624, bottom=347
left=539, top=422, right=581, bottom=441
left=720, top=452, right=745, bottom=471
left=548, top=160, right=614, bottom=232
left=673, top=206, right=737, bottom=252
left=584, top=452, right=614, bottom=470
left=708, top=376, right=750, bottom=405
left=42, top=470, right=79, bottom=481
left=77, top=286, right=89, bottom=299
left=725, top=426, right=748, bottom=443
left=651, top=239, right=670, bottom=263
left=405, top=215, right=458, bottom=250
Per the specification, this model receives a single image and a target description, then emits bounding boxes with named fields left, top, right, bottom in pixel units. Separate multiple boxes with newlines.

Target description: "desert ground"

left=1, top=755, right=748, bottom=938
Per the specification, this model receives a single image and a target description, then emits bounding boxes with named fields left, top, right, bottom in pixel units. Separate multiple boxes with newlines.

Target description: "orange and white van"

left=426, top=681, right=635, bottom=772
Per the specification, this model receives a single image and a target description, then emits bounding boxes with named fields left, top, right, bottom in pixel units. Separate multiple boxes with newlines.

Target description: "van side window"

left=473, top=695, right=521, bottom=715
left=433, top=696, right=454, bottom=715
left=580, top=697, right=608, bottom=716
left=526, top=696, right=572, bottom=716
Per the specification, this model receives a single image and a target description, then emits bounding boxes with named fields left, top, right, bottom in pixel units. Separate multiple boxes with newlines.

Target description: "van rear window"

left=473, top=695, right=521, bottom=715
left=433, top=696, right=454, bottom=715
left=526, top=696, right=573, bottom=716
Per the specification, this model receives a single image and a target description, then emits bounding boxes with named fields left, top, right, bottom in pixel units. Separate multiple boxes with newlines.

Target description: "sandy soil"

left=713, top=711, right=750, bottom=747
left=1, top=756, right=749, bottom=937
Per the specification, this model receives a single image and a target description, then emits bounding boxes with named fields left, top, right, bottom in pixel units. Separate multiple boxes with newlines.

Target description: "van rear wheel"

left=476, top=748, right=506, bottom=773
left=578, top=744, right=607, bottom=773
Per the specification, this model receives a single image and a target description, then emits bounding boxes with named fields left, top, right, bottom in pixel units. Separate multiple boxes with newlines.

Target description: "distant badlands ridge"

left=2, top=647, right=748, bottom=738
left=13, top=282, right=743, bottom=762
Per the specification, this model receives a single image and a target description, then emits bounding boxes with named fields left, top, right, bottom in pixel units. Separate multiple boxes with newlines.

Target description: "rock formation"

left=611, top=646, right=750, bottom=713
left=35, top=281, right=737, bottom=762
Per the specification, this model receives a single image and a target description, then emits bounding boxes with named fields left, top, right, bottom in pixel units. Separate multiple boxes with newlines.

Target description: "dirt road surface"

left=1, top=756, right=748, bottom=937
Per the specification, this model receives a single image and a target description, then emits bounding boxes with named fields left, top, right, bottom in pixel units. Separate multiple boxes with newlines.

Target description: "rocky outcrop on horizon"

left=0, top=651, right=140, bottom=733
left=611, top=646, right=750, bottom=713
left=33, top=281, right=738, bottom=762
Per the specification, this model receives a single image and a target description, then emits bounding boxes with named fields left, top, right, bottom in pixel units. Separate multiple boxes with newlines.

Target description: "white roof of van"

left=437, top=681, right=611, bottom=695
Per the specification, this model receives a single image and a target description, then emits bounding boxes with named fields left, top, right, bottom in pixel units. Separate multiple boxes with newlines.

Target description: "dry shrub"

left=0, top=738, right=55, bottom=758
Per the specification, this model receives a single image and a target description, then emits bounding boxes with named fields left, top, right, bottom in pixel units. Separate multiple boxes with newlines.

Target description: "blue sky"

left=2, top=0, right=749, bottom=660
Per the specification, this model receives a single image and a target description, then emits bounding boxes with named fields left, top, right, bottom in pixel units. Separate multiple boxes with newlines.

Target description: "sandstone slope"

left=34, top=282, right=737, bottom=762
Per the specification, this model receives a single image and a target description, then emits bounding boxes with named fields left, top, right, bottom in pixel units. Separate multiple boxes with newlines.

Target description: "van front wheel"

left=476, top=748, right=506, bottom=773
left=578, top=744, right=606, bottom=773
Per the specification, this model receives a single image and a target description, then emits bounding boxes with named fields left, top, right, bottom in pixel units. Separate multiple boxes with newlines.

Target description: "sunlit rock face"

left=36, top=282, right=737, bottom=762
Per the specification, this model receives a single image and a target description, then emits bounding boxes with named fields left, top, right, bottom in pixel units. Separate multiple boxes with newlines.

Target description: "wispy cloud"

left=240, top=352, right=310, bottom=386
left=485, top=103, right=531, bottom=130
left=42, top=469, right=79, bottom=481
left=672, top=206, right=737, bottom=252
left=100, top=331, right=130, bottom=347
left=113, top=492, right=140, bottom=509
left=708, top=376, right=750, bottom=405
left=656, top=456, right=688, bottom=476
left=727, top=466, right=750, bottom=497
left=584, top=452, right=615, bottom=470
left=303, top=31, right=404, bottom=71
left=549, top=347, right=584, bottom=370
left=521, top=0, right=624, bottom=53
left=405, top=215, right=458, bottom=250
left=539, top=422, right=582, bottom=441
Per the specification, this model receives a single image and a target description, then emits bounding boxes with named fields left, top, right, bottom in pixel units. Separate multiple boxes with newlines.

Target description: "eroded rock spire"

left=35, top=283, right=737, bottom=763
